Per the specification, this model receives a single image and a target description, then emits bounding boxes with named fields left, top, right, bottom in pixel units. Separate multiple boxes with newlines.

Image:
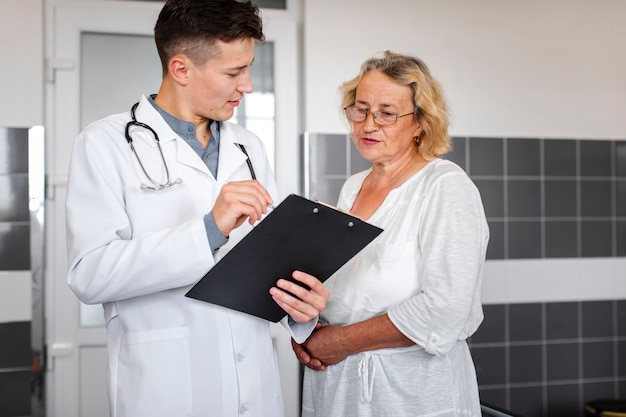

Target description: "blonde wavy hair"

left=340, top=51, right=451, bottom=160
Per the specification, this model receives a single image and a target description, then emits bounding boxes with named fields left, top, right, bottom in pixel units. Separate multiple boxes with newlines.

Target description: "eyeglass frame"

left=343, top=105, right=415, bottom=126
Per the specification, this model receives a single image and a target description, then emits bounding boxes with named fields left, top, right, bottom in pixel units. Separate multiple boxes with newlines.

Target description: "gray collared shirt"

left=147, top=95, right=228, bottom=251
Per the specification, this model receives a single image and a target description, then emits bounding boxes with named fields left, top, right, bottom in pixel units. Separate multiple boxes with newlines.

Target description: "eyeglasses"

left=344, top=105, right=414, bottom=126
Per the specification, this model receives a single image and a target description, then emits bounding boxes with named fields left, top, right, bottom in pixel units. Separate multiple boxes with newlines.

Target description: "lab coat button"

left=239, top=405, right=248, bottom=414
left=237, top=353, right=245, bottom=362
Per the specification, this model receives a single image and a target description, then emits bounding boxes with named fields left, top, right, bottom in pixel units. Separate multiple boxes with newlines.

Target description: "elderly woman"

left=292, top=51, right=489, bottom=417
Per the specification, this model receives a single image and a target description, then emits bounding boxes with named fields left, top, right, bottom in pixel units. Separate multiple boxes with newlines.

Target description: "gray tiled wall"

left=446, top=137, right=626, bottom=260
left=0, top=128, right=30, bottom=270
left=470, top=300, right=626, bottom=417
left=0, top=127, right=33, bottom=417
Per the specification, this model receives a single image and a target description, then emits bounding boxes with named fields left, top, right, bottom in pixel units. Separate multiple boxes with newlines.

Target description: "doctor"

left=65, top=1, right=329, bottom=416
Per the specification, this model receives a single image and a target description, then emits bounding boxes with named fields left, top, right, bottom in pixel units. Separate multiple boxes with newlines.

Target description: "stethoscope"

left=125, top=102, right=257, bottom=190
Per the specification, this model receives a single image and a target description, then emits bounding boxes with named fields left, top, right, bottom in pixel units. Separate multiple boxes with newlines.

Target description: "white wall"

left=0, top=0, right=43, bottom=128
left=303, top=0, right=626, bottom=139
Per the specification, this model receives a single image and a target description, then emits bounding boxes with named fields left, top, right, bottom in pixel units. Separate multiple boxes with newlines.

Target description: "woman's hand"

left=300, top=324, right=351, bottom=367
left=291, top=323, right=327, bottom=371
left=270, top=270, right=329, bottom=323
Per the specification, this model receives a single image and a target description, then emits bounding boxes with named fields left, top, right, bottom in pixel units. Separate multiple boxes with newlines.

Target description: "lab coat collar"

left=133, top=95, right=251, bottom=182
left=216, top=122, right=254, bottom=183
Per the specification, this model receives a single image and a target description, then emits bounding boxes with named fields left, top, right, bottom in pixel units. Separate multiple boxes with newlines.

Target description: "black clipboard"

left=185, top=194, right=383, bottom=322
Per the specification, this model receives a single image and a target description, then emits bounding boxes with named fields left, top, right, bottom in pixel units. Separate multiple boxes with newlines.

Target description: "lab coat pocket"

left=116, top=327, right=192, bottom=417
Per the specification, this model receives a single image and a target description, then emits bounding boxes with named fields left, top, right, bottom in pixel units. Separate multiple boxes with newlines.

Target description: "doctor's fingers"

left=214, top=182, right=273, bottom=225
left=270, top=280, right=324, bottom=322
left=220, top=180, right=273, bottom=209
left=290, top=271, right=330, bottom=304
left=271, top=279, right=328, bottom=321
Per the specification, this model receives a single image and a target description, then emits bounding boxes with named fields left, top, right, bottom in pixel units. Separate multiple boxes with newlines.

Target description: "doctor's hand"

left=212, top=180, right=273, bottom=237
left=270, top=270, right=329, bottom=323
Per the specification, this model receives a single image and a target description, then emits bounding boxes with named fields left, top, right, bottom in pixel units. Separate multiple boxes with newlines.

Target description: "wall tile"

left=509, top=303, right=542, bottom=342
left=544, top=180, right=577, bottom=218
left=582, top=301, right=614, bottom=338
left=546, top=343, right=579, bottom=381
left=446, top=137, right=467, bottom=171
left=509, top=345, right=543, bottom=383
left=618, top=340, right=626, bottom=378
left=0, top=127, right=29, bottom=175
left=508, top=179, right=541, bottom=218
left=473, top=179, right=505, bottom=218
left=0, top=176, right=29, bottom=222
left=617, top=181, right=626, bottom=217
left=580, top=140, right=612, bottom=177
left=545, top=221, right=578, bottom=258
left=546, top=384, right=581, bottom=417
left=509, top=386, right=544, bottom=417
left=508, top=221, right=542, bottom=259
left=544, top=139, right=577, bottom=177
left=582, top=341, right=614, bottom=379
left=580, top=180, right=612, bottom=217
left=0, top=371, right=31, bottom=417
left=508, top=138, right=541, bottom=176
left=469, top=137, right=503, bottom=176
left=618, top=300, right=626, bottom=337
left=616, top=142, right=626, bottom=177
left=546, top=302, right=579, bottom=340
left=472, top=304, right=506, bottom=344
left=472, top=346, right=506, bottom=386
left=485, top=220, right=505, bottom=260
left=583, top=381, right=617, bottom=406
left=0, top=224, right=30, bottom=270
left=0, top=321, right=31, bottom=368
left=618, top=221, right=626, bottom=256
left=580, top=221, right=613, bottom=257
left=478, top=388, right=507, bottom=411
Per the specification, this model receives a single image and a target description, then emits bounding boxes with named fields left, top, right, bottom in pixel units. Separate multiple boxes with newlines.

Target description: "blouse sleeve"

left=387, top=171, right=489, bottom=357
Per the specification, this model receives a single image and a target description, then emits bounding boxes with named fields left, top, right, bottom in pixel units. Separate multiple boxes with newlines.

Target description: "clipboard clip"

left=315, top=200, right=360, bottom=226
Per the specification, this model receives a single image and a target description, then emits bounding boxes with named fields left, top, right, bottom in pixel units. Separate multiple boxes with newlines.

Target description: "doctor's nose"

left=238, top=73, right=254, bottom=94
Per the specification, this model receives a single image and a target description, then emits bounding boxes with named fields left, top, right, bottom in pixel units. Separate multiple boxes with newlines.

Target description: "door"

left=47, top=2, right=301, bottom=416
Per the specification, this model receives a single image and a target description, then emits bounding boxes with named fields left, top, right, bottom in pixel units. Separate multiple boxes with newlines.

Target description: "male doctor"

left=65, top=1, right=329, bottom=416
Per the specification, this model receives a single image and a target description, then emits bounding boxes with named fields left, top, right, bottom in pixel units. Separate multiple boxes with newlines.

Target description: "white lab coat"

left=66, top=95, right=312, bottom=417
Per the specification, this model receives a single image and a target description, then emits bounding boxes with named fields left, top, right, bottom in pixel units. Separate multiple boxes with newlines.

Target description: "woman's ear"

left=412, top=123, right=423, bottom=141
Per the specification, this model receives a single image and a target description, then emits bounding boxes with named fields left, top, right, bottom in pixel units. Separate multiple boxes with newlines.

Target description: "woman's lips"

left=361, top=137, right=380, bottom=145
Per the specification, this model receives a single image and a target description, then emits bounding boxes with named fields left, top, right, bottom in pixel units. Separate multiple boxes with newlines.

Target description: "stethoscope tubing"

left=125, top=102, right=256, bottom=190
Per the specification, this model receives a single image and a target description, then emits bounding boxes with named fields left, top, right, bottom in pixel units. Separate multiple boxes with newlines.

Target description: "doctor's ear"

left=168, top=54, right=190, bottom=86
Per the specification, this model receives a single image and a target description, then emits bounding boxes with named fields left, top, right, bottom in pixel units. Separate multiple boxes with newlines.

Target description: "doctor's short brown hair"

left=154, top=0, right=265, bottom=75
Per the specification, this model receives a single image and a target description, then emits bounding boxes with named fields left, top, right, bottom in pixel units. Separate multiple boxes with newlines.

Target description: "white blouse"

left=302, top=158, right=490, bottom=417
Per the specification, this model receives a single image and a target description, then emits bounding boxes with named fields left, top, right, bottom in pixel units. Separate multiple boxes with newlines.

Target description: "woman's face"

left=350, top=70, right=422, bottom=166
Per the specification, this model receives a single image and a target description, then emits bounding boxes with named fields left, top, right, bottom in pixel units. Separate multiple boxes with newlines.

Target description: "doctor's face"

left=187, top=38, right=255, bottom=122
